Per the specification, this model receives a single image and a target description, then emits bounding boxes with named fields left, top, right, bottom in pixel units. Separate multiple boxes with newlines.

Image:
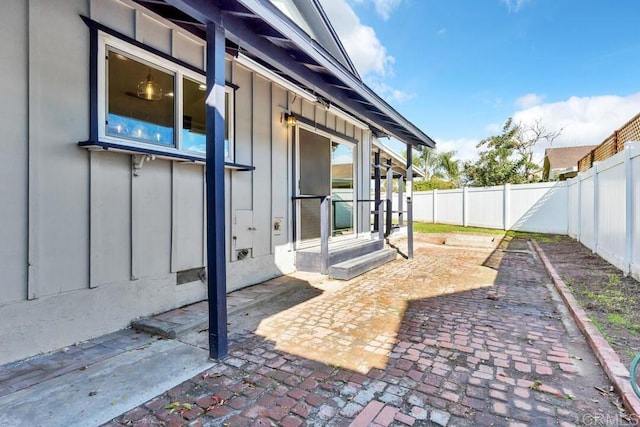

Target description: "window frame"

left=96, top=30, right=235, bottom=162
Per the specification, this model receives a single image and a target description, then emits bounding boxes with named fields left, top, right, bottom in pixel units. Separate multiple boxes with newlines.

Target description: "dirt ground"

left=535, top=235, right=640, bottom=368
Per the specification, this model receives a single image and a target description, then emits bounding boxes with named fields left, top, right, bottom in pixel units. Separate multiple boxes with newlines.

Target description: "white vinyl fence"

left=412, top=182, right=569, bottom=234
left=410, top=141, right=640, bottom=281
left=567, top=142, right=640, bottom=279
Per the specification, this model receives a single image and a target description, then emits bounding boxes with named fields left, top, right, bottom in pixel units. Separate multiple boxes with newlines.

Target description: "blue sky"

left=319, top=0, right=640, bottom=161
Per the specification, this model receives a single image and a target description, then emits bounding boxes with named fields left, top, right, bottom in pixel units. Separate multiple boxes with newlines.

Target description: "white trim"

left=326, top=104, right=368, bottom=131
left=235, top=53, right=316, bottom=103
left=97, top=30, right=208, bottom=154
left=225, top=86, right=235, bottom=163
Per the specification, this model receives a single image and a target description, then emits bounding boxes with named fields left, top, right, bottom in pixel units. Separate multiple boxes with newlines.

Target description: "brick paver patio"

left=107, top=236, right=630, bottom=426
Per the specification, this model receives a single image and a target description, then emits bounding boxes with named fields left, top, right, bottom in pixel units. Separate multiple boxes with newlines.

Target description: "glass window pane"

left=225, top=91, right=230, bottom=159
left=331, top=142, right=354, bottom=236
left=182, top=77, right=206, bottom=153
left=106, top=49, right=174, bottom=146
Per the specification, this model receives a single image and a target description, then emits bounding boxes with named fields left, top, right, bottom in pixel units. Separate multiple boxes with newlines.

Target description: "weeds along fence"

left=409, top=142, right=640, bottom=280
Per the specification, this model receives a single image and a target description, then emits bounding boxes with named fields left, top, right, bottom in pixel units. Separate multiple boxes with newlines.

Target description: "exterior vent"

left=177, top=267, right=206, bottom=285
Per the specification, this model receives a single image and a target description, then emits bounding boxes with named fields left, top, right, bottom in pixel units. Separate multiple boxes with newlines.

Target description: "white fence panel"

left=436, top=189, right=463, bottom=225
left=509, top=182, right=568, bottom=234
left=407, top=142, right=640, bottom=280
left=467, top=187, right=504, bottom=229
left=567, top=180, right=579, bottom=238
left=413, top=192, right=433, bottom=222
left=595, top=157, right=627, bottom=270
left=579, top=171, right=595, bottom=250
left=630, top=145, right=640, bottom=279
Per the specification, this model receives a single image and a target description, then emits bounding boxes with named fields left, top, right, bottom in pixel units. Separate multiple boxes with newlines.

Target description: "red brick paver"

left=107, top=236, right=632, bottom=426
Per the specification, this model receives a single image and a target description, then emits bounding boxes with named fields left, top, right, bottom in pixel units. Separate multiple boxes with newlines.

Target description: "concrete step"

left=296, top=239, right=384, bottom=272
left=132, top=277, right=308, bottom=338
left=328, top=248, right=397, bottom=280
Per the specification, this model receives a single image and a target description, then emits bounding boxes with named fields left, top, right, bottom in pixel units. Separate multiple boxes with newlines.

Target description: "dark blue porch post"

left=206, top=18, right=228, bottom=359
left=406, top=146, right=414, bottom=259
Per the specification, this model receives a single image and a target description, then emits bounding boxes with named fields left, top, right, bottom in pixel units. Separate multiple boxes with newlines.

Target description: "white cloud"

left=351, top=0, right=402, bottom=20
left=320, top=0, right=413, bottom=105
left=320, top=0, right=394, bottom=77
left=436, top=92, right=640, bottom=165
left=500, top=0, right=531, bottom=12
left=367, top=79, right=414, bottom=104
left=372, top=0, right=402, bottom=20
left=434, top=138, right=481, bottom=162
left=515, top=93, right=544, bottom=109
left=513, top=92, right=640, bottom=161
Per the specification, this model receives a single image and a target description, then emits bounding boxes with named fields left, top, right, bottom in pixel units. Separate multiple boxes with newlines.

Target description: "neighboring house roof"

left=134, top=0, right=436, bottom=147
left=543, top=145, right=598, bottom=180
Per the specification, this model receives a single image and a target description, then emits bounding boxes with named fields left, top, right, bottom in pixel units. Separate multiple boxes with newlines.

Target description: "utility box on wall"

left=233, top=210, right=254, bottom=260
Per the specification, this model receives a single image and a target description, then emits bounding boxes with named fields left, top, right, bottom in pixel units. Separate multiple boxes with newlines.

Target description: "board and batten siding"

left=0, top=0, right=373, bottom=364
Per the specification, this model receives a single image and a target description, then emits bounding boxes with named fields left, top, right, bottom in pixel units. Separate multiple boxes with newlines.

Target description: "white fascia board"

left=327, top=104, right=369, bottom=130
left=236, top=53, right=368, bottom=131
left=236, top=0, right=431, bottom=145
left=372, top=139, right=425, bottom=178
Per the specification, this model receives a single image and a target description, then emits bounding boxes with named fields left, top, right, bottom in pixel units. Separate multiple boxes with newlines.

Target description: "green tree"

left=462, top=117, right=562, bottom=186
left=462, top=118, right=527, bottom=187
left=415, top=148, right=461, bottom=185
left=515, top=118, right=562, bottom=182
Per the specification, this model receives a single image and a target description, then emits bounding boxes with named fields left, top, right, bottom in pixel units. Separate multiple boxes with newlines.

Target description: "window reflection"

left=332, top=142, right=354, bottom=235
left=106, top=49, right=175, bottom=146
left=182, top=77, right=206, bottom=153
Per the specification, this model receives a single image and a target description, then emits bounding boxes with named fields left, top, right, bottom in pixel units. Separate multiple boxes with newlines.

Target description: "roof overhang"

left=372, top=139, right=425, bottom=179
left=134, top=0, right=436, bottom=148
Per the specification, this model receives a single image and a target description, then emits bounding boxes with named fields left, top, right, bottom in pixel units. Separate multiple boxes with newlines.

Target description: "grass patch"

left=412, top=222, right=560, bottom=242
left=413, top=222, right=505, bottom=235
left=590, top=315, right=606, bottom=336
left=505, top=231, right=563, bottom=243
left=608, top=313, right=628, bottom=325
left=606, top=313, right=640, bottom=336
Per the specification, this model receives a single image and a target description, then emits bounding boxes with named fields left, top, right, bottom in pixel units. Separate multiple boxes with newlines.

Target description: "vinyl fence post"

left=625, top=144, right=634, bottom=275
left=462, top=186, right=468, bottom=227
left=577, top=173, right=582, bottom=243
left=433, top=189, right=438, bottom=224
left=503, top=184, right=511, bottom=231
left=593, top=163, right=599, bottom=254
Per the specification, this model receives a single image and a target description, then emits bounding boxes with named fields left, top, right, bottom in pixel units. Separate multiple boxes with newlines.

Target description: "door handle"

left=248, top=227, right=257, bottom=231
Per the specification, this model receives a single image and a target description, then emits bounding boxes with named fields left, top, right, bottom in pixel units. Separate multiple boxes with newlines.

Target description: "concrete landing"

left=0, top=339, right=213, bottom=427
left=0, top=271, right=326, bottom=427
left=132, top=274, right=311, bottom=338
left=444, top=233, right=497, bottom=248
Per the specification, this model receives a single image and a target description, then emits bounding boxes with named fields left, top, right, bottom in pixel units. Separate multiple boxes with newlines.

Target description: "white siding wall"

left=0, top=0, right=29, bottom=304
left=0, top=0, right=373, bottom=364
